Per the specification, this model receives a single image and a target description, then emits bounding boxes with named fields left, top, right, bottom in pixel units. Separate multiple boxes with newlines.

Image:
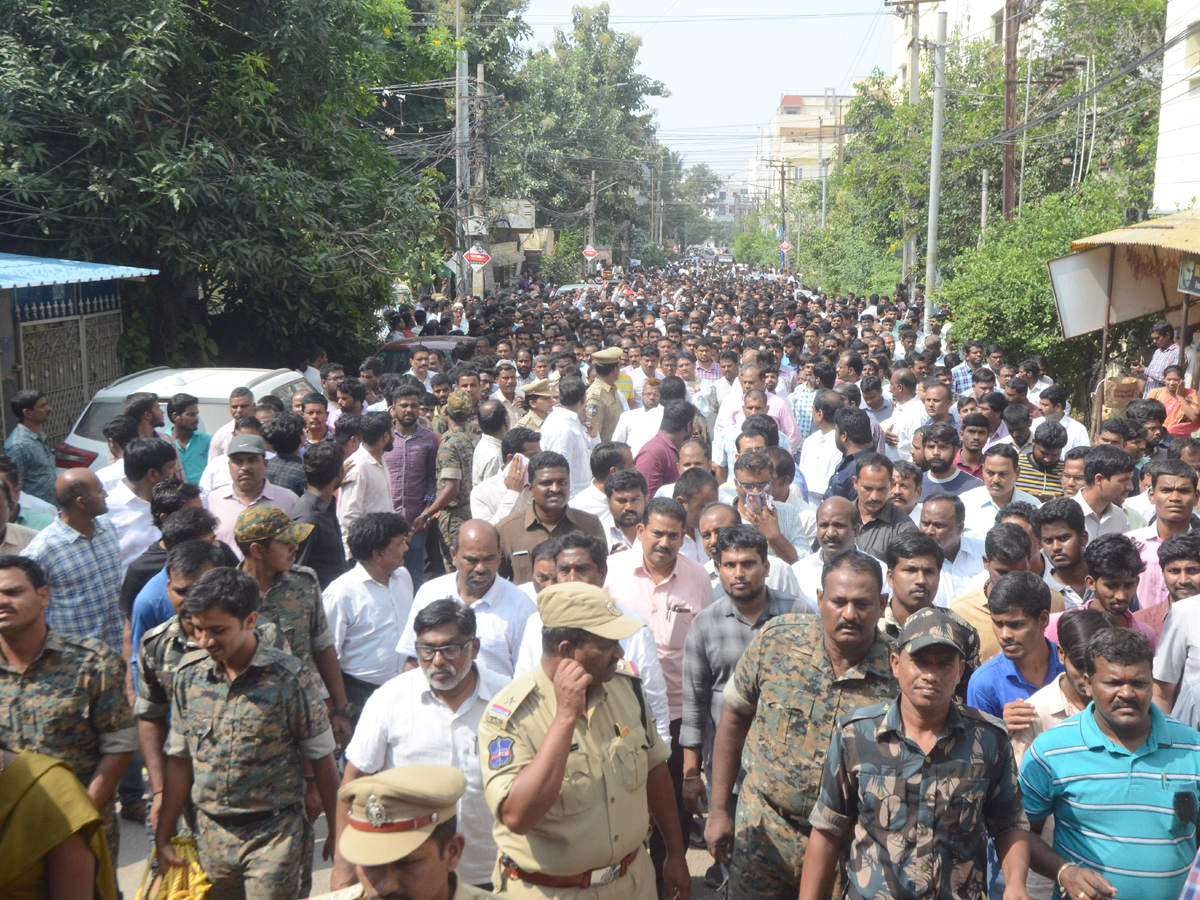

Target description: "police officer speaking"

left=478, top=582, right=691, bottom=900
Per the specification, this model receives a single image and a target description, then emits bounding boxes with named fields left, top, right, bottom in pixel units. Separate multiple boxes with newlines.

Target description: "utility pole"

left=1002, top=0, right=1019, bottom=218
left=588, top=169, right=596, bottom=277
left=905, top=2, right=920, bottom=295
left=473, top=62, right=487, bottom=295
left=453, top=0, right=469, bottom=298
left=817, top=118, right=825, bottom=231
left=981, top=168, right=989, bottom=232
left=923, top=11, right=947, bottom=331
left=779, top=163, right=788, bottom=271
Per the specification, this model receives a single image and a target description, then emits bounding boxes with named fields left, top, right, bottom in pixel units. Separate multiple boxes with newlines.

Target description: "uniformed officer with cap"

left=316, top=765, right=503, bottom=900
left=517, top=380, right=555, bottom=434
left=478, top=583, right=690, bottom=900
left=584, top=348, right=624, bottom=442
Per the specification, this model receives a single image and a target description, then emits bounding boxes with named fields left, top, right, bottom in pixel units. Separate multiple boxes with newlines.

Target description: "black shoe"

left=704, top=863, right=724, bottom=890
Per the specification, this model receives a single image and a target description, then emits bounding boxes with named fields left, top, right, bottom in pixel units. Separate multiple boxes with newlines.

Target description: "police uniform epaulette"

left=140, top=616, right=178, bottom=645
left=177, top=647, right=211, bottom=669
left=287, top=564, right=321, bottom=585
left=483, top=672, right=539, bottom=729
left=840, top=699, right=892, bottom=726
left=956, top=702, right=1008, bottom=733
left=52, top=631, right=119, bottom=660
left=614, top=658, right=642, bottom=679
left=759, top=612, right=816, bottom=634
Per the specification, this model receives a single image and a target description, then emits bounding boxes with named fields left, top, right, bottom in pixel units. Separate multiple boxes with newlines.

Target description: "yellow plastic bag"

left=135, top=837, right=211, bottom=900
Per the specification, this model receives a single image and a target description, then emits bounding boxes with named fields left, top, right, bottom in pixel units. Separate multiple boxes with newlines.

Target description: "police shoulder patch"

left=488, top=736, right=515, bottom=770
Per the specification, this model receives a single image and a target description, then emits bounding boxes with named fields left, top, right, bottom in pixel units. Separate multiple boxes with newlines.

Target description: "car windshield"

left=71, top=401, right=128, bottom=441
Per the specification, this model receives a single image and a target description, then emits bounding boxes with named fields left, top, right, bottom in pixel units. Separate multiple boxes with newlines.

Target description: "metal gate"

left=16, top=287, right=124, bottom=448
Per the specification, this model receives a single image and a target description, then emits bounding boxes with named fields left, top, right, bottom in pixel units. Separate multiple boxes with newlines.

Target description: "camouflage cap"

left=896, top=607, right=976, bottom=660
left=538, top=582, right=642, bottom=640
left=338, top=765, right=465, bottom=866
left=234, top=504, right=314, bottom=546
left=446, top=389, right=475, bottom=417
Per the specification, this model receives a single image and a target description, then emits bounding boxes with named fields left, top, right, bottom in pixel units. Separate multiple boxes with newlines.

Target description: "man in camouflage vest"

left=705, top=549, right=899, bottom=900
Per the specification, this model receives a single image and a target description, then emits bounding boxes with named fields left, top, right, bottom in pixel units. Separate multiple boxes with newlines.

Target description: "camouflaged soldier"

left=235, top=503, right=353, bottom=747
left=516, top=379, right=555, bottom=434
left=314, top=765, right=503, bottom=900
left=136, top=539, right=290, bottom=831
left=798, top=607, right=1031, bottom=900
left=478, top=582, right=690, bottom=900
left=705, top=549, right=899, bottom=900
left=433, top=390, right=481, bottom=552
left=585, top=347, right=625, bottom=442
left=155, top=567, right=342, bottom=900
left=0, top=554, right=136, bottom=871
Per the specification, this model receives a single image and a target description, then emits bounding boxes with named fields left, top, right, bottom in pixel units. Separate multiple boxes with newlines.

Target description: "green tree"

left=0, top=0, right=455, bottom=367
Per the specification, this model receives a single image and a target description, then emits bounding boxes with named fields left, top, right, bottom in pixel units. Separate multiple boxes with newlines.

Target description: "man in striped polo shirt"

left=1021, top=627, right=1200, bottom=900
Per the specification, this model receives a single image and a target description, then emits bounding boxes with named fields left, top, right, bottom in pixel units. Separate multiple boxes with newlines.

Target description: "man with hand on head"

left=479, top=582, right=690, bottom=900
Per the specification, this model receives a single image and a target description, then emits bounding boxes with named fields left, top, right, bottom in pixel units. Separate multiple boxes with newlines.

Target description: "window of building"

left=992, top=10, right=1004, bottom=44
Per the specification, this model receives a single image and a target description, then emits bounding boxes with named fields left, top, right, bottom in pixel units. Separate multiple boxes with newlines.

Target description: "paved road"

left=116, top=813, right=724, bottom=899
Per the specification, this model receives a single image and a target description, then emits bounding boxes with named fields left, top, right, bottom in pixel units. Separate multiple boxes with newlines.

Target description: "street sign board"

left=779, top=241, right=792, bottom=253
left=583, top=244, right=598, bottom=259
left=464, top=245, right=490, bottom=271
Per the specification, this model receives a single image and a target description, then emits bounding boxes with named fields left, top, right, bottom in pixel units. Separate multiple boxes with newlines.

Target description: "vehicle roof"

left=91, top=367, right=304, bottom=400
left=377, top=337, right=461, bottom=352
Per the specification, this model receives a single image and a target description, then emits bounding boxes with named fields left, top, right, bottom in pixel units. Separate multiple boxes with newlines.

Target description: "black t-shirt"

left=120, top=544, right=167, bottom=619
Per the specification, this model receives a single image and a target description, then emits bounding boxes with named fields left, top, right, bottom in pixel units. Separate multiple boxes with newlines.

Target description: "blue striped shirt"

left=1020, top=703, right=1200, bottom=900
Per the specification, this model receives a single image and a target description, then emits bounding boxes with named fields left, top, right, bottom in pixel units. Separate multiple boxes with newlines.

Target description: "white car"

left=56, top=367, right=314, bottom=471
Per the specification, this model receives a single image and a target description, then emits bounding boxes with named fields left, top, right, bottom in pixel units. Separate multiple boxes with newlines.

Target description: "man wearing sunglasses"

left=331, top=598, right=507, bottom=892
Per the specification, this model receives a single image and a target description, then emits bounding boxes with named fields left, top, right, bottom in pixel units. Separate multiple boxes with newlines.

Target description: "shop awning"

left=0, top=252, right=158, bottom=289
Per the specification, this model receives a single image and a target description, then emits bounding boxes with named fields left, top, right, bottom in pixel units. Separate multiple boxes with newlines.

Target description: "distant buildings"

left=706, top=178, right=751, bottom=223
left=748, top=93, right=853, bottom=201
left=1152, top=0, right=1200, bottom=214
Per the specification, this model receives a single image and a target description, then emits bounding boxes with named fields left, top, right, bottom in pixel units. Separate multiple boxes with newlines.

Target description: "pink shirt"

left=720, top=394, right=801, bottom=452
left=604, top=543, right=713, bottom=719
left=1046, top=599, right=1158, bottom=649
left=205, top=479, right=297, bottom=560
left=1127, top=525, right=1171, bottom=611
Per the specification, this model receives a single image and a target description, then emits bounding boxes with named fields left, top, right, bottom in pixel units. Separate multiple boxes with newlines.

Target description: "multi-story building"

left=707, top=178, right=750, bottom=223
left=749, top=93, right=854, bottom=200
left=1152, top=0, right=1200, bottom=214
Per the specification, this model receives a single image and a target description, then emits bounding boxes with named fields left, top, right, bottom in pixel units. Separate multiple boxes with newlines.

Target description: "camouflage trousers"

left=728, top=796, right=841, bottom=900
left=195, top=804, right=306, bottom=900
left=439, top=508, right=470, bottom=554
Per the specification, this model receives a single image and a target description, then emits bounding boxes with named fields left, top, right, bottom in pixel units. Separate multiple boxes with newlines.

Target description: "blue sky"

left=520, top=0, right=893, bottom=180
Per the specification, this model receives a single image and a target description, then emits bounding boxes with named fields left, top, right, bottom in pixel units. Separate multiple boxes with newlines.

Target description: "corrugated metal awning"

left=490, top=243, right=526, bottom=267
left=1072, top=208, right=1200, bottom=254
left=0, top=252, right=158, bottom=289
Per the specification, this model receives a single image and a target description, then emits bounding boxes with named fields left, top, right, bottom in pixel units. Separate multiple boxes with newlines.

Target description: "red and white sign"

left=582, top=244, right=598, bottom=259
left=779, top=241, right=792, bottom=253
left=464, top=245, right=490, bottom=270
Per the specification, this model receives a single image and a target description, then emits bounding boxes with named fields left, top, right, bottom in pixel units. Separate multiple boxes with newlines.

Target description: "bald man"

left=714, top=365, right=801, bottom=452
left=792, top=497, right=885, bottom=612
left=395, top=519, right=535, bottom=677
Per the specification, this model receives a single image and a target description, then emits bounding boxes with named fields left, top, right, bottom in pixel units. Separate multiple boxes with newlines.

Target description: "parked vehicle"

left=375, top=337, right=460, bottom=376
left=56, top=367, right=313, bottom=470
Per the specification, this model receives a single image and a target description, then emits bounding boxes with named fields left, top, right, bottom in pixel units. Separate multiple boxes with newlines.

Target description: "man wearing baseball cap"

left=798, top=607, right=1032, bottom=900
left=204, top=433, right=296, bottom=559
left=235, top=504, right=352, bottom=752
left=478, top=582, right=690, bottom=900
left=316, top=766, right=501, bottom=900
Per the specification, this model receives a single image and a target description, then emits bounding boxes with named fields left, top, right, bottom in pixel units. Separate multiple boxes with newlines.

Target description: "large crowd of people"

left=5, top=268, right=1200, bottom=900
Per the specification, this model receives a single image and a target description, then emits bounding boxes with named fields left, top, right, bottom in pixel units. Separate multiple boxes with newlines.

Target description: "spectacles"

left=414, top=640, right=473, bottom=662
left=736, top=479, right=772, bottom=493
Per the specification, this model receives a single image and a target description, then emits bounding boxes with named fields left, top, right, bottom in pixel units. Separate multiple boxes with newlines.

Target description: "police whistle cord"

left=135, top=837, right=211, bottom=900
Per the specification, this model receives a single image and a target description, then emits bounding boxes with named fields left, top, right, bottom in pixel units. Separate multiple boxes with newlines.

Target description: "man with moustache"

left=706, top=550, right=898, bottom=900
left=331, top=599, right=507, bottom=891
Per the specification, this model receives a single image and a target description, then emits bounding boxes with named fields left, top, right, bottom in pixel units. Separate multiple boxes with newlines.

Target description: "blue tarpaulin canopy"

left=0, top=252, right=157, bottom=289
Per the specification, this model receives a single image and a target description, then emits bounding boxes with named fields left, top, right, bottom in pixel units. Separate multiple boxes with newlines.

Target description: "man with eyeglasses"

left=331, top=599, right=506, bottom=892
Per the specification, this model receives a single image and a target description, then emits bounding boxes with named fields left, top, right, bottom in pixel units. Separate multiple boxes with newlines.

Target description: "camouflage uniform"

left=808, top=698, right=1027, bottom=900
left=238, top=564, right=333, bottom=675
left=723, top=614, right=898, bottom=900
left=436, top=426, right=479, bottom=550
left=166, top=642, right=336, bottom=900
left=877, top=605, right=981, bottom=701
left=0, top=629, right=137, bottom=863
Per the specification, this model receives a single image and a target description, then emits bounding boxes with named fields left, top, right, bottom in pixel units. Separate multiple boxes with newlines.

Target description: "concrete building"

left=749, top=93, right=853, bottom=200
left=1152, top=0, right=1200, bottom=214
left=707, top=178, right=751, bottom=223
left=890, top=1, right=1006, bottom=85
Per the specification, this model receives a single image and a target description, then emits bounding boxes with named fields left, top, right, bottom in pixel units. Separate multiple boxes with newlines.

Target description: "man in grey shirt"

left=854, top=452, right=918, bottom=558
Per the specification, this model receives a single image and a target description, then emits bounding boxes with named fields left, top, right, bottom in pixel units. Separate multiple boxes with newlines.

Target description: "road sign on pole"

left=464, top=245, right=490, bottom=271
left=779, top=241, right=792, bottom=253
left=582, top=244, right=598, bottom=259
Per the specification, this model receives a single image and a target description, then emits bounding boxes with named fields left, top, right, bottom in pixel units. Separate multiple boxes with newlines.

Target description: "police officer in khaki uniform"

left=584, top=348, right=624, bottom=442
left=517, top=380, right=556, bottom=434
left=314, top=765, right=503, bottom=900
left=478, top=583, right=690, bottom=900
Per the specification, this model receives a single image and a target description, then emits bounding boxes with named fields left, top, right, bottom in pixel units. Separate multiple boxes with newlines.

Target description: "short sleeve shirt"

left=248, top=565, right=333, bottom=673
left=437, top=429, right=479, bottom=512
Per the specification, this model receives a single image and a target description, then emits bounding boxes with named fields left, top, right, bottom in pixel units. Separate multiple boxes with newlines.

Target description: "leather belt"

left=502, top=847, right=639, bottom=888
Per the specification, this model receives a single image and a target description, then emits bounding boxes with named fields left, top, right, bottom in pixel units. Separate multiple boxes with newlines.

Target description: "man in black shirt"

left=293, top=440, right=349, bottom=588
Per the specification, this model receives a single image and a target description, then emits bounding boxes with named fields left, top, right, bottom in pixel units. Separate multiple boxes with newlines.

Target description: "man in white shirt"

left=105, top=437, right=178, bottom=576
left=919, top=491, right=986, bottom=606
left=884, top=368, right=925, bottom=462
left=569, top=441, right=634, bottom=521
left=538, top=377, right=597, bottom=499
left=336, top=412, right=396, bottom=551
left=612, top=378, right=661, bottom=453
left=323, top=511, right=414, bottom=717
left=962, top=444, right=1042, bottom=541
left=97, top=415, right=138, bottom=492
left=1073, top=444, right=1135, bottom=540
left=1037, top=385, right=1090, bottom=452
left=332, top=598, right=506, bottom=890
left=696, top=502, right=804, bottom=600
left=471, top=400, right=507, bottom=486
left=469, top=427, right=540, bottom=525
left=798, top=391, right=845, bottom=497
left=793, top=496, right=885, bottom=611
left=396, top=519, right=534, bottom=676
